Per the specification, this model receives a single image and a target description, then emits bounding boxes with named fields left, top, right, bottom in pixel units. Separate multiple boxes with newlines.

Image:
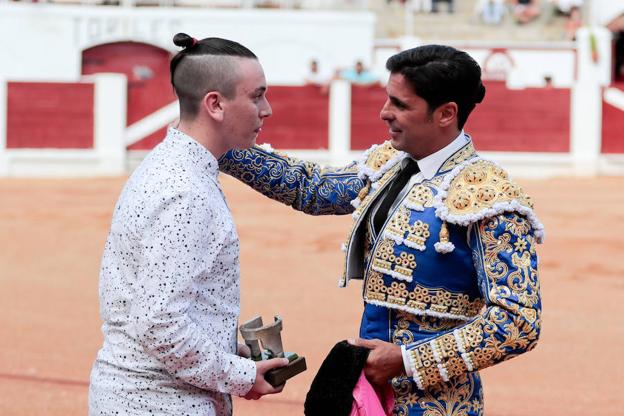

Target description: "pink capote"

left=350, top=371, right=395, bottom=416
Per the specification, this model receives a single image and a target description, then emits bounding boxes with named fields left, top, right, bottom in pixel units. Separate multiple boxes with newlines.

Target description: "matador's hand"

left=349, top=338, right=404, bottom=387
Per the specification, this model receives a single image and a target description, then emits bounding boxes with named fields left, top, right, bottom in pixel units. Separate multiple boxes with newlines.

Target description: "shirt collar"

left=166, top=126, right=219, bottom=178
left=413, top=131, right=469, bottom=180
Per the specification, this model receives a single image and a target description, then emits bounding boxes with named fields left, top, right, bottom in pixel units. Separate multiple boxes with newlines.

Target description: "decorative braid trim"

left=364, top=298, right=475, bottom=321
left=371, top=265, right=413, bottom=283
left=433, top=157, right=546, bottom=243
left=430, top=341, right=442, bottom=363
left=382, top=230, right=405, bottom=245
left=404, top=201, right=425, bottom=211
left=355, top=143, right=381, bottom=180
left=257, top=143, right=275, bottom=153
left=461, top=352, right=475, bottom=372
left=337, top=275, right=347, bottom=288
left=434, top=241, right=455, bottom=253
left=403, top=239, right=427, bottom=251
left=351, top=198, right=361, bottom=209
left=453, top=329, right=466, bottom=353
left=408, top=353, right=425, bottom=390
left=413, top=371, right=425, bottom=390
left=437, top=363, right=450, bottom=382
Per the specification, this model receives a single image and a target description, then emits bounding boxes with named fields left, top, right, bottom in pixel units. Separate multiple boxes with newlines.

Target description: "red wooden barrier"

left=350, top=85, right=388, bottom=150
left=349, top=82, right=571, bottom=153
left=466, top=81, right=570, bottom=152
left=601, top=83, right=624, bottom=154
left=260, top=85, right=329, bottom=149
left=7, top=82, right=94, bottom=149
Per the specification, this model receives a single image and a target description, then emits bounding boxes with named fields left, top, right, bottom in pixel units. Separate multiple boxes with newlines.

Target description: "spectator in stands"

left=563, top=6, right=582, bottom=41
left=548, top=0, right=583, bottom=40
left=476, top=0, right=506, bottom=25
left=305, top=59, right=324, bottom=86
left=550, top=0, right=582, bottom=15
left=338, top=60, right=379, bottom=86
left=409, top=0, right=432, bottom=13
left=431, top=0, right=454, bottom=13
left=305, top=59, right=331, bottom=94
left=511, top=0, right=541, bottom=24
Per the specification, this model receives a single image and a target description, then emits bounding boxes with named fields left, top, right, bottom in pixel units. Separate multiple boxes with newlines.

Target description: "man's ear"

left=202, top=91, right=224, bottom=122
left=436, top=102, right=458, bottom=128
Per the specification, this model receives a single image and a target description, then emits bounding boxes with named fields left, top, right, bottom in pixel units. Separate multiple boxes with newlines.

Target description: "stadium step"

left=369, top=0, right=571, bottom=42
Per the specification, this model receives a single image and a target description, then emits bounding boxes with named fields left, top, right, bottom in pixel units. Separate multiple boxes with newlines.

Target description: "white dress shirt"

left=89, top=128, right=256, bottom=415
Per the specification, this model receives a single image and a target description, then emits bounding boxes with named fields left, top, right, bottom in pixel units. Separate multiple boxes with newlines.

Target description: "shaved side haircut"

left=170, top=34, right=257, bottom=119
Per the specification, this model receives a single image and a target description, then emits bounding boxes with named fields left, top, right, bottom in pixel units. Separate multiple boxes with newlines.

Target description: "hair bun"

left=173, top=33, right=195, bottom=49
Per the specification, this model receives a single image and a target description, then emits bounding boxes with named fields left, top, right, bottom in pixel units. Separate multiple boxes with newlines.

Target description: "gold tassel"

left=439, top=221, right=450, bottom=244
left=357, top=182, right=371, bottom=200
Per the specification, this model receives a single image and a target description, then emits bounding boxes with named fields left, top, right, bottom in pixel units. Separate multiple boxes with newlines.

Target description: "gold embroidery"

left=357, top=182, right=371, bottom=200
left=393, top=311, right=462, bottom=339
left=365, top=141, right=400, bottom=171
left=385, top=207, right=412, bottom=241
left=439, top=142, right=477, bottom=172
left=391, top=376, right=420, bottom=416
left=457, top=319, right=485, bottom=349
left=445, top=356, right=469, bottom=379
left=433, top=333, right=457, bottom=360
left=444, top=160, right=534, bottom=217
left=352, top=164, right=399, bottom=219
left=406, top=184, right=435, bottom=208
left=405, top=220, right=431, bottom=250
left=372, top=239, right=417, bottom=280
left=415, top=374, right=483, bottom=416
left=364, top=271, right=485, bottom=319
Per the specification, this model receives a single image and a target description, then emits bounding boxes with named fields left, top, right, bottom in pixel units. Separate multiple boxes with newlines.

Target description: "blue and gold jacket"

left=220, top=139, right=543, bottom=416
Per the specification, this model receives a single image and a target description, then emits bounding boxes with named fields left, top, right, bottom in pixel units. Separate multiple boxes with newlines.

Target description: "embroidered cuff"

left=401, top=344, right=413, bottom=377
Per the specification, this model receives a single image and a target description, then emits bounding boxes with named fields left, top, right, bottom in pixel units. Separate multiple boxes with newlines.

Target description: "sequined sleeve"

left=219, top=147, right=365, bottom=215
left=404, top=212, right=541, bottom=390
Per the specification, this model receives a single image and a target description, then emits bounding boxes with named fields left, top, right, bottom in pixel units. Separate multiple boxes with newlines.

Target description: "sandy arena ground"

left=0, top=174, right=622, bottom=415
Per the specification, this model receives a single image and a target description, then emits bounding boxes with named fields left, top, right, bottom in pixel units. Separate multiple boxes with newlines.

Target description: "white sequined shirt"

left=89, top=128, right=256, bottom=415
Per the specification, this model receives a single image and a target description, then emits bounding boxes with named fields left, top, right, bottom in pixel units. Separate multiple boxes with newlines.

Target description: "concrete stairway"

left=369, top=0, right=571, bottom=42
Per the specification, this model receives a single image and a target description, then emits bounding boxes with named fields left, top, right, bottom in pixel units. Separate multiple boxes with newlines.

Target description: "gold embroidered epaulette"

left=356, top=141, right=408, bottom=182
left=350, top=141, right=408, bottom=210
left=434, top=158, right=545, bottom=243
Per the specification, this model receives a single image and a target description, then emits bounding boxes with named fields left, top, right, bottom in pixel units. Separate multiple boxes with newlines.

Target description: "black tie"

left=373, top=158, right=420, bottom=234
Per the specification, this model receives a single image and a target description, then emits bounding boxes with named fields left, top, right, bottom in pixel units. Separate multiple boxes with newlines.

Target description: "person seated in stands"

left=304, top=59, right=328, bottom=86
left=408, top=0, right=432, bottom=13
left=431, top=0, right=454, bottom=13
left=338, top=60, right=379, bottom=86
left=511, top=0, right=541, bottom=24
left=305, top=59, right=330, bottom=94
left=548, top=0, right=583, bottom=40
left=563, top=6, right=582, bottom=41
left=476, top=0, right=506, bottom=25
left=550, top=0, right=582, bottom=15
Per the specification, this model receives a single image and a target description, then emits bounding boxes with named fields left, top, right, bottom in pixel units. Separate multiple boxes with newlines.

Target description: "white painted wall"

left=0, top=4, right=375, bottom=85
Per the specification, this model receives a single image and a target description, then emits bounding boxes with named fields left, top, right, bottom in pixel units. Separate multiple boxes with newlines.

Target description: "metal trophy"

left=239, top=315, right=307, bottom=387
